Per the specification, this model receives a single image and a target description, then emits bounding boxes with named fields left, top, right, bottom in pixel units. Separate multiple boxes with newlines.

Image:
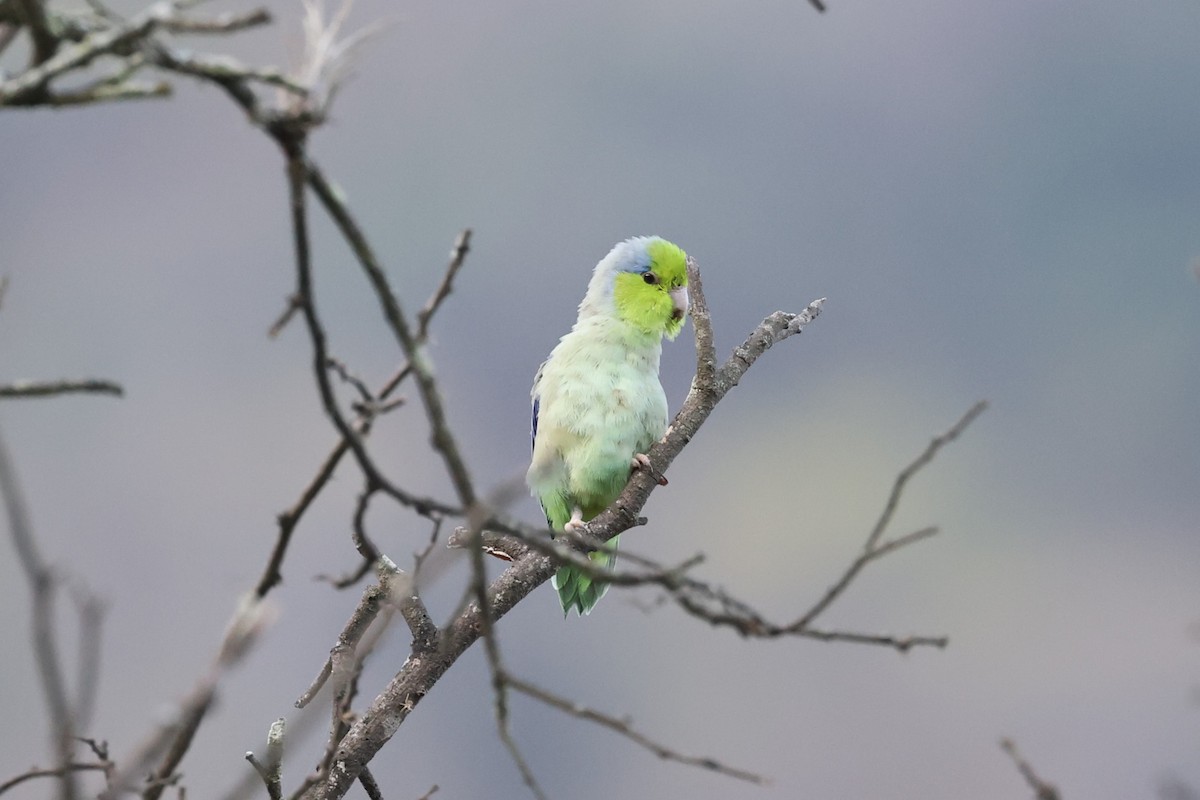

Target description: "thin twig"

left=0, top=379, right=123, bottom=398
left=13, top=0, right=60, bottom=63
left=305, top=265, right=830, bottom=800
left=791, top=400, right=987, bottom=632
left=154, top=50, right=307, bottom=95
left=296, top=581, right=389, bottom=709
left=357, top=769, right=382, bottom=800
left=0, top=427, right=79, bottom=800
left=163, top=7, right=270, bottom=33
left=507, top=675, right=766, bottom=785
left=304, top=160, right=477, bottom=509
left=268, top=293, right=304, bottom=338
left=0, top=23, right=21, bottom=60
left=284, top=142, right=449, bottom=524
left=1000, top=738, right=1061, bottom=800
left=865, top=400, right=988, bottom=551
left=0, top=1, right=165, bottom=104
left=463, top=509, right=547, bottom=800
left=68, top=583, right=106, bottom=735
left=253, top=365, right=452, bottom=598
left=244, top=718, right=284, bottom=800
left=326, top=357, right=374, bottom=405
left=39, top=80, right=170, bottom=105
left=255, top=228, right=471, bottom=595
left=0, top=764, right=109, bottom=796
left=293, top=561, right=410, bottom=800
left=96, top=596, right=275, bottom=800
left=416, top=229, right=471, bottom=337
left=460, top=518, right=940, bottom=653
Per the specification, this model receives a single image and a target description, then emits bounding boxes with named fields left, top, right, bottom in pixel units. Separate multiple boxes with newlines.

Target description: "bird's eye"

left=642, top=272, right=659, bottom=285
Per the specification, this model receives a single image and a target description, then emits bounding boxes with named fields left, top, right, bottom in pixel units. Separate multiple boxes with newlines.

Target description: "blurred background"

left=2, top=0, right=1199, bottom=797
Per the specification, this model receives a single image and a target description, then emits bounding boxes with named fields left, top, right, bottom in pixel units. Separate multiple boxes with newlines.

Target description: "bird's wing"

left=530, top=358, right=547, bottom=455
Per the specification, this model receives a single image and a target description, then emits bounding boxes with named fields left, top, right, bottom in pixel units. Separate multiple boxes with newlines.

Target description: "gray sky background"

left=2, top=1, right=1199, bottom=798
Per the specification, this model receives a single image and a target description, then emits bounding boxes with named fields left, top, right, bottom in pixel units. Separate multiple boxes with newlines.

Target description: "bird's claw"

left=631, top=452, right=669, bottom=486
left=563, top=507, right=586, bottom=533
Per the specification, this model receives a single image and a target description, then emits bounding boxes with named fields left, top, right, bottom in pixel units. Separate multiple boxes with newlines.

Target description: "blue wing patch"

left=531, top=395, right=540, bottom=455
left=531, top=357, right=548, bottom=455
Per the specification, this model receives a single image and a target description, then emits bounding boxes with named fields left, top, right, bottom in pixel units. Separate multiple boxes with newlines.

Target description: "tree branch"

left=0, top=763, right=109, bottom=797
left=0, top=426, right=80, bottom=800
left=0, top=0, right=165, bottom=104
left=507, top=674, right=766, bottom=785
left=94, top=595, right=274, bottom=800
left=1000, top=738, right=1061, bottom=800
left=864, top=400, right=988, bottom=552
left=417, top=229, right=471, bottom=337
left=305, top=267, right=826, bottom=800
left=303, top=160, right=477, bottom=510
left=256, top=229, right=473, bottom=596
left=0, top=379, right=123, bottom=398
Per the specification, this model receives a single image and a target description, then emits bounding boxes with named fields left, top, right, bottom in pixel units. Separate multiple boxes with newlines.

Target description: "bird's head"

left=581, top=236, right=690, bottom=340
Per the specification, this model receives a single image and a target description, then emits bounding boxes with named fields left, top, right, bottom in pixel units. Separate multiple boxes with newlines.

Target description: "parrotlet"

left=527, top=236, right=689, bottom=615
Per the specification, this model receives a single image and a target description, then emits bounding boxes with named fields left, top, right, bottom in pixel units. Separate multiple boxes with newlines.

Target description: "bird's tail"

left=553, top=534, right=620, bottom=616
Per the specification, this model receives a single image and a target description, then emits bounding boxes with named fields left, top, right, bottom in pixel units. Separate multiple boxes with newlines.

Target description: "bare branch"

left=95, top=596, right=275, bottom=800
left=461, top=508, right=547, bottom=800
left=305, top=266, right=829, bottom=800
left=326, top=357, right=374, bottom=406
left=790, top=400, right=987, bottom=634
left=0, top=25, right=19, bottom=60
left=256, top=367, right=440, bottom=598
left=463, top=518, right=942, bottom=653
left=268, top=293, right=304, bottom=338
left=685, top=255, right=716, bottom=390
left=12, top=0, right=58, bottom=63
left=245, top=754, right=281, bottom=800
left=0, top=427, right=80, bottom=800
left=0, top=764, right=109, bottom=797
left=282, top=143, right=456, bottom=523
left=1000, top=738, right=1061, bottom=800
left=303, top=159, right=477, bottom=509
left=27, top=80, right=170, bottom=105
left=791, top=628, right=947, bottom=651
left=792, top=526, right=939, bottom=632
left=256, top=229, right=470, bottom=596
left=865, top=400, right=988, bottom=551
left=296, top=576, right=392, bottom=709
left=0, top=1, right=165, bottom=104
left=0, top=0, right=298, bottom=108
left=154, top=49, right=307, bottom=94
left=163, top=6, right=270, bottom=34
left=417, top=229, right=472, bottom=338
left=507, top=675, right=766, bottom=785
left=357, top=768, right=382, bottom=800
left=292, top=560, right=411, bottom=799
left=0, top=379, right=123, bottom=398
left=245, top=719, right=285, bottom=800
left=68, top=583, right=106, bottom=736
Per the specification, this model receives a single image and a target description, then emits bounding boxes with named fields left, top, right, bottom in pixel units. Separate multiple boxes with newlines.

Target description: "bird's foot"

left=631, top=452, right=669, bottom=486
left=563, top=507, right=586, bottom=533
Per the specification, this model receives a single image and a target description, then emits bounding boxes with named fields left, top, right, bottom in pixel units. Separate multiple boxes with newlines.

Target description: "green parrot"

left=527, top=236, right=690, bottom=615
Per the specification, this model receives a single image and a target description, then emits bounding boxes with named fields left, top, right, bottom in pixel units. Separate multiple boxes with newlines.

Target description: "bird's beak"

left=669, top=285, right=689, bottom=322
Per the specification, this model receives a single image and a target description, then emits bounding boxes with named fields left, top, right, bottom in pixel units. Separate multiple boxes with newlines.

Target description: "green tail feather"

left=553, top=535, right=620, bottom=616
